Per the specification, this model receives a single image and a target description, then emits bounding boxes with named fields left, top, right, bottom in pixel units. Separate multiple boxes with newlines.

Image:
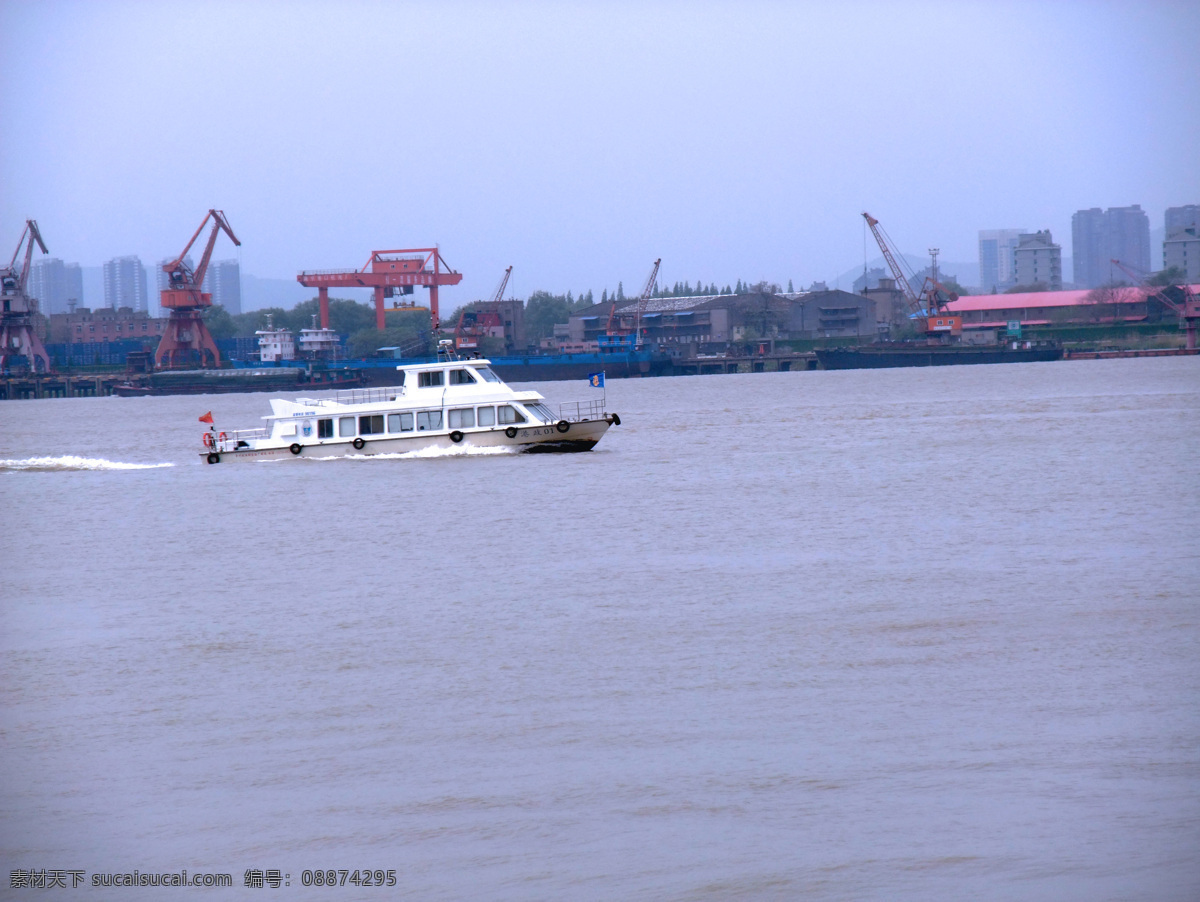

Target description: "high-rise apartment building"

left=1072, top=205, right=1151, bottom=288
left=1072, top=208, right=1106, bottom=288
left=1164, top=204, right=1199, bottom=236
left=1014, top=230, right=1062, bottom=290
left=103, top=256, right=149, bottom=312
left=28, top=258, right=84, bottom=315
left=978, top=229, right=1025, bottom=292
left=202, top=259, right=242, bottom=315
left=1106, top=205, right=1151, bottom=277
left=1164, top=205, right=1199, bottom=282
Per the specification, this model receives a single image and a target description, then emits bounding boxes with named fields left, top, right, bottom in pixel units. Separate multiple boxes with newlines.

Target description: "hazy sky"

left=3, top=0, right=1198, bottom=307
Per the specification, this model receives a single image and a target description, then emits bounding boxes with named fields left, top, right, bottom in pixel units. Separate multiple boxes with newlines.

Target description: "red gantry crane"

left=862, top=212, right=961, bottom=336
left=1111, top=258, right=1200, bottom=350
left=156, top=210, right=241, bottom=368
left=297, top=247, right=463, bottom=332
left=0, top=219, right=51, bottom=373
left=602, top=258, right=661, bottom=350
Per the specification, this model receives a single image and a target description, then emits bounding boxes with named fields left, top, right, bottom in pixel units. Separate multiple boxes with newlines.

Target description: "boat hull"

left=201, top=417, right=613, bottom=463
left=815, top=344, right=1063, bottom=370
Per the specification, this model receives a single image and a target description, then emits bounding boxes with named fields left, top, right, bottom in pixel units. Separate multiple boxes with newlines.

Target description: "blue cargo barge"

left=235, top=350, right=673, bottom=384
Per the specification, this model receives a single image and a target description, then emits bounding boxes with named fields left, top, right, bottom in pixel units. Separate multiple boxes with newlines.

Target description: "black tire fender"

left=556, top=420, right=570, bottom=433
left=352, top=437, right=365, bottom=450
left=289, top=443, right=303, bottom=455
left=504, top=426, right=518, bottom=439
left=611, top=413, right=621, bottom=426
left=207, top=452, right=220, bottom=465
left=449, top=430, right=464, bottom=443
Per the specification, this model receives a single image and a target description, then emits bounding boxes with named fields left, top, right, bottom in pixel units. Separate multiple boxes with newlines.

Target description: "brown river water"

left=2, top=356, right=1198, bottom=900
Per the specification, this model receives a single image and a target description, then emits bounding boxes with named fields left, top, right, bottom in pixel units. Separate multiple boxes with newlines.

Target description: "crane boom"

left=632, top=258, right=661, bottom=345
left=162, top=209, right=240, bottom=290
left=862, top=212, right=918, bottom=312
left=1111, top=257, right=1200, bottom=349
left=489, top=265, right=512, bottom=304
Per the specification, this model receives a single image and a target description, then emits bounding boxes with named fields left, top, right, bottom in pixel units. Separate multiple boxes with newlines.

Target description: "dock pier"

left=668, top=352, right=818, bottom=376
left=0, top=373, right=141, bottom=400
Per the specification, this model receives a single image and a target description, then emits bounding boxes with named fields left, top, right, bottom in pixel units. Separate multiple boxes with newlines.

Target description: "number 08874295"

left=300, top=870, right=396, bottom=887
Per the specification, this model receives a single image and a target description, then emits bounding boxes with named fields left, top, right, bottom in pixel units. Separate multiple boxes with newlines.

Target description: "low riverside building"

left=48, top=307, right=167, bottom=344
left=563, top=290, right=878, bottom=353
left=788, top=289, right=879, bottom=339
left=943, top=286, right=1200, bottom=329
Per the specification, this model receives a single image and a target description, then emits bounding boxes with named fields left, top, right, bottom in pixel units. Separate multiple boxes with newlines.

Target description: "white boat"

left=200, top=356, right=620, bottom=464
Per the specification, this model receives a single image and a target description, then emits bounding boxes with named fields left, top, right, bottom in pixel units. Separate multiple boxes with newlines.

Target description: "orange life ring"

left=218, top=431, right=227, bottom=443
left=203, top=432, right=215, bottom=448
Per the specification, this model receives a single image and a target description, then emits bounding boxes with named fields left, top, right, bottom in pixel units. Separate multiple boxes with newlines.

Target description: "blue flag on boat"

left=588, top=372, right=605, bottom=388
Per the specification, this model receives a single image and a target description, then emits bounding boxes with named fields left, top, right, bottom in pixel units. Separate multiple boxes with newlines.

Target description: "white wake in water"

left=0, top=456, right=176, bottom=472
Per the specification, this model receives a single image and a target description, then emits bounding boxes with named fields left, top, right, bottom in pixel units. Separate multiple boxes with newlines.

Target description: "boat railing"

left=209, top=427, right=268, bottom=452
left=294, top=386, right=407, bottom=407
left=558, top=399, right=607, bottom=422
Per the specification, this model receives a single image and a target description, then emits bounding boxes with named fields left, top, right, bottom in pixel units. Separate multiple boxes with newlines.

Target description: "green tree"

left=1004, top=283, right=1051, bottom=294
left=525, top=290, right=573, bottom=343
left=202, top=304, right=237, bottom=340
left=346, top=309, right=432, bottom=358
left=1149, top=266, right=1186, bottom=287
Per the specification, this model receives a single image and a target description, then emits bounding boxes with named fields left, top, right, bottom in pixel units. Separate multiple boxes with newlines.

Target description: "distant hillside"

left=829, top=254, right=980, bottom=292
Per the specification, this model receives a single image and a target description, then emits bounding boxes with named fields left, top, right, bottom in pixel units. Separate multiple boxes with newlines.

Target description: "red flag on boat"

left=199, top=411, right=214, bottom=424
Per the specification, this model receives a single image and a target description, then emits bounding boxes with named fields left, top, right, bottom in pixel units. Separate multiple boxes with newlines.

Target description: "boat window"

left=449, top=368, right=476, bottom=385
left=338, top=416, right=355, bottom=437
left=417, top=410, right=442, bottom=431
left=477, top=406, right=495, bottom=427
left=418, top=371, right=444, bottom=387
left=448, top=408, right=475, bottom=428
left=497, top=404, right=526, bottom=425
left=475, top=367, right=501, bottom=383
left=359, top=414, right=384, bottom=435
left=388, top=412, right=414, bottom=433
left=317, top=418, right=333, bottom=439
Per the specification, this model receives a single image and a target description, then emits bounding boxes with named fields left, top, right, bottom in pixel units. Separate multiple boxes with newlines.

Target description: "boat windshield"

left=474, top=367, right=502, bottom=383
left=524, top=402, right=557, bottom=423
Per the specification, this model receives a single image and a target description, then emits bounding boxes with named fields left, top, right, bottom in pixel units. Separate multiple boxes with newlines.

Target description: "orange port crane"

left=1110, top=258, right=1200, bottom=350
left=155, top=210, right=241, bottom=368
left=0, top=219, right=51, bottom=373
left=297, top=247, right=462, bottom=332
left=862, top=212, right=961, bottom=335
left=603, top=258, right=661, bottom=349
left=455, top=266, right=512, bottom=351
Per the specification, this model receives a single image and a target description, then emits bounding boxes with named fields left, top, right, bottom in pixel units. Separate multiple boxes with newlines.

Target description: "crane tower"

left=156, top=210, right=241, bottom=369
left=0, top=220, right=51, bottom=373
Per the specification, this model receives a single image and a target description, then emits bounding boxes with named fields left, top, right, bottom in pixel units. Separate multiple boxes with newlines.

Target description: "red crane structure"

left=156, top=210, right=241, bottom=368
left=602, top=258, right=661, bottom=350
left=454, top=266, right=513, bottom=351
left=1, top=219, right=51, bottom=373
left=1110, top=258, right=1200, bottom=350
left=862, top=212, right=961, bottom=335
left=297, top=247, right=463, bottom=332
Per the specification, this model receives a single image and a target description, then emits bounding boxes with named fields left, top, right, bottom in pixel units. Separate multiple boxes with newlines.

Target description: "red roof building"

left=945, top=286, right=1200, bottom=329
